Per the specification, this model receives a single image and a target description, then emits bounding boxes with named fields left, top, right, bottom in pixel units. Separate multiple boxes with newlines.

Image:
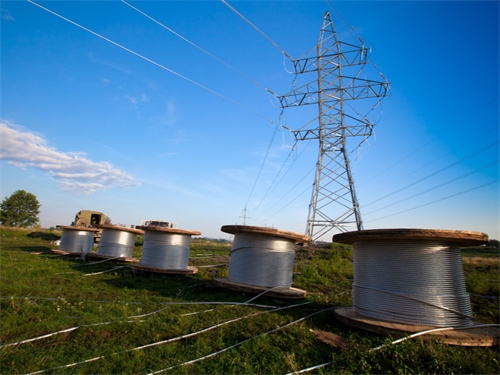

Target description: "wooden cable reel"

left=213, top=225, right=310, bottom=299
left=332, top=228, right=498, bottom=346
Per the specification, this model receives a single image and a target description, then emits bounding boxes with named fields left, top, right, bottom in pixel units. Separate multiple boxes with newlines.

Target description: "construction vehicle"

left=71, top=210, right=108, bottom=243
left=139, top=219, right=178, bottom=229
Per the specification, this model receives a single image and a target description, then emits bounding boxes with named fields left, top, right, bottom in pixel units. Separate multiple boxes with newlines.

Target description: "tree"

left=0, top=190, right=41, bottom=228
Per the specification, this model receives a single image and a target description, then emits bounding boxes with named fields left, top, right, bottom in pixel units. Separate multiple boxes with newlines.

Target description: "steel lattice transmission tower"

left=278, top=12, right=389, bottom=241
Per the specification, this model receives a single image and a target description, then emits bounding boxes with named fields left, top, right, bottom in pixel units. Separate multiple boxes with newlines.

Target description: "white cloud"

left=1, top=7, right=14, bottom=21
left=127, top=96, right=138, bottom=106
left=127, top=94, right=149, bottom=107
left=0, top=121, right=139, bottom=194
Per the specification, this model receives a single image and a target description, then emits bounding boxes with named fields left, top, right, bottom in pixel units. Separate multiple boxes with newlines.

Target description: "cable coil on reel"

left=133, top=227, right=201, bottom=273
left=213, top=225, right=310, bottom=299
left=332, top=228, right=499, bottom=346
left=352, top=240, right=473, bottom=327
left=55, top=225, right=98, bottom=256
left=94, top=225, right=144, bottom=259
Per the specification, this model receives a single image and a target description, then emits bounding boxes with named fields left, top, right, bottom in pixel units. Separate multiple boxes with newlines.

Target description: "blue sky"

left=1, top=0, right=498, bottom=242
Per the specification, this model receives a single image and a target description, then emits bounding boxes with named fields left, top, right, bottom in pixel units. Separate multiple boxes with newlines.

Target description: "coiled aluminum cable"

left=96, top=228, right=140, bottom=258
left=140, top=231, right=192, bottom=269
left=352, top=240, right=473, bottom=327
left=228, top=233, right=296, bottom=288
left=58, top=227, right=95, bottom=255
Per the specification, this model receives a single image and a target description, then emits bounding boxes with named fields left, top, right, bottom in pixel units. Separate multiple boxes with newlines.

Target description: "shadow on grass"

left=27, top=231, right=61, bottom=241
left=1, top=245, right=54, bottom=254
left=104, top=268, right=231, bottom=301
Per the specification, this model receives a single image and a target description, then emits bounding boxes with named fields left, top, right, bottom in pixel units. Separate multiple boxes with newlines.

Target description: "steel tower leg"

left=279, top=12, right=389, bottom=241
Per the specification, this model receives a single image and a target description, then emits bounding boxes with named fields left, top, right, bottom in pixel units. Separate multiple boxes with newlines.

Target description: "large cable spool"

left=87, top=225, right=144, bottom=261
left=130, top=226, right=201, bottom=274
left=333, top=228, right=498, bottom=346
left=54, top=225, right=99, bottom=256
left=213, top=225, right=310, bottom=299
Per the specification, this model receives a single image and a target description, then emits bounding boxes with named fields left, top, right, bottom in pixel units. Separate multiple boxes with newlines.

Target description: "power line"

left=364, top=160, right=499, bottom=216
left=29, top=0, right=313, bottom=230
left=28, top=0, right=277, bottom=125
left=256, top=181, right=312, bottom=228
left=121, top=0, right=278, bottom=98
left=365, top=180, right=499, bottom=224
left=250, top=140, right=300, bottom=216
left=361, top=126, right=498, bottom=201
left=221, top=0, right=294, bottom=61
left=359, top=96, right=499, bottom=189
left=244, top=123, right=280, bottom=209
left=363, top=140, right=499, bottom=208
left=253, top=165, right=315, bottom=225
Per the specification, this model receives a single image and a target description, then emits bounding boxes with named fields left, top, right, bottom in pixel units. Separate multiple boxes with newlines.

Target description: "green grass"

left=1, top=227, right=499, bottom=374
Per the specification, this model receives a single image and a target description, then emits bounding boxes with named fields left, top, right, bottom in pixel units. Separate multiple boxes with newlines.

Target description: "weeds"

left=0, top=227, right=498, bottom=374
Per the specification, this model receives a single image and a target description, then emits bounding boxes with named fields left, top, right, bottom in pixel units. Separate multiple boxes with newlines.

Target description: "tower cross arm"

left=291, top=43, right=369, bottom=74
left=278, top=76, right=389, bottom=108
left=338, top=76, right=389, bottom=99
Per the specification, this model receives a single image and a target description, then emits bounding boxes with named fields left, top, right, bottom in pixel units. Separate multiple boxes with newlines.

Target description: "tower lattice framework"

left=278, top=12, right=389, bottom=241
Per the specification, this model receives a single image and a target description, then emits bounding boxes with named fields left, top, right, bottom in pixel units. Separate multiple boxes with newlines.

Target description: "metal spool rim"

left=332, top=228, right=488, bottom=247
left=95, top=224, right=144, bottom=235
left=136, top=226, right=201, bottom=235
left=56, top=225, right=100, bottom=232
left=221, top=225, right=310, bottom=243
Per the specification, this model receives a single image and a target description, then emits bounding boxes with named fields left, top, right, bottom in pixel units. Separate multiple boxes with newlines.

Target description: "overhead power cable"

left=364, top=160, right=499, bottom=216
left=362, top=126, right=498, bottom=200
left=254, top=166, right=315, bottom=225
left=359, top=96, right=499, bottom=188
left=365, top=179, right=499, bottom=224
left=250, top=140, right=299, bottom=215
left=244, top=123, right=280, bottom=209
left=121, top=0, right=278, bottom=98
left=27, top=0, right=276, bottom=125
left=221, top=0, right=294, bottom=61
left=250, top=138, right=312, bottom=220
left=363, top=140, right=499, bottom=208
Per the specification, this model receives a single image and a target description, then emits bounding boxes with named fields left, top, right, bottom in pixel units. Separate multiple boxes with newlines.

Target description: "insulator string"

left=97, top=229, right=138, bottom=258
left=228, top=233, right=296, bottom=288
left=58, top=229, right=94, bottom=254
left=140, top=232, right=193, bottom=270
left=352, top=240, right=473, bottom=327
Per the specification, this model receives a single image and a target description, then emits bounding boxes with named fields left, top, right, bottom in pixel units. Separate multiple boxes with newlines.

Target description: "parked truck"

left=139, top=219, right=178, bottom=229
left=71, top=210, right=108, bottom=243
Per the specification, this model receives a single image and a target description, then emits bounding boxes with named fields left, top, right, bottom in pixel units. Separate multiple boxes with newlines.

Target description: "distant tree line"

left=489, top=239, right=499, bottom=249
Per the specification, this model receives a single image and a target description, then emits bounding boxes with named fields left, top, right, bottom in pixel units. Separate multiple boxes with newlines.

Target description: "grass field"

left=1, top=227, right=499, bottom=374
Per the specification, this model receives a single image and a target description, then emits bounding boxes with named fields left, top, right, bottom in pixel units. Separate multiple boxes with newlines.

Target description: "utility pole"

left=240, top=206, right=250, bottom=225
left=278, top=12, right=389, bottom=241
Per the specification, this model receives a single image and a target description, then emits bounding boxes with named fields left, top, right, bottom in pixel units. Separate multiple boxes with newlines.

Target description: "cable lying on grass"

left=72, top=256, right=124, bottom=266
left=147, top=304, right=341, bottom=375
left=0, top=298, right=276, bottom=350
left=287, top=324, right=500, bottom=374
left=23, top=301, right=312, bottom=375
left=83, top=265, right=128, bottom=276
left=3, top=288, right=281, bottom=350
